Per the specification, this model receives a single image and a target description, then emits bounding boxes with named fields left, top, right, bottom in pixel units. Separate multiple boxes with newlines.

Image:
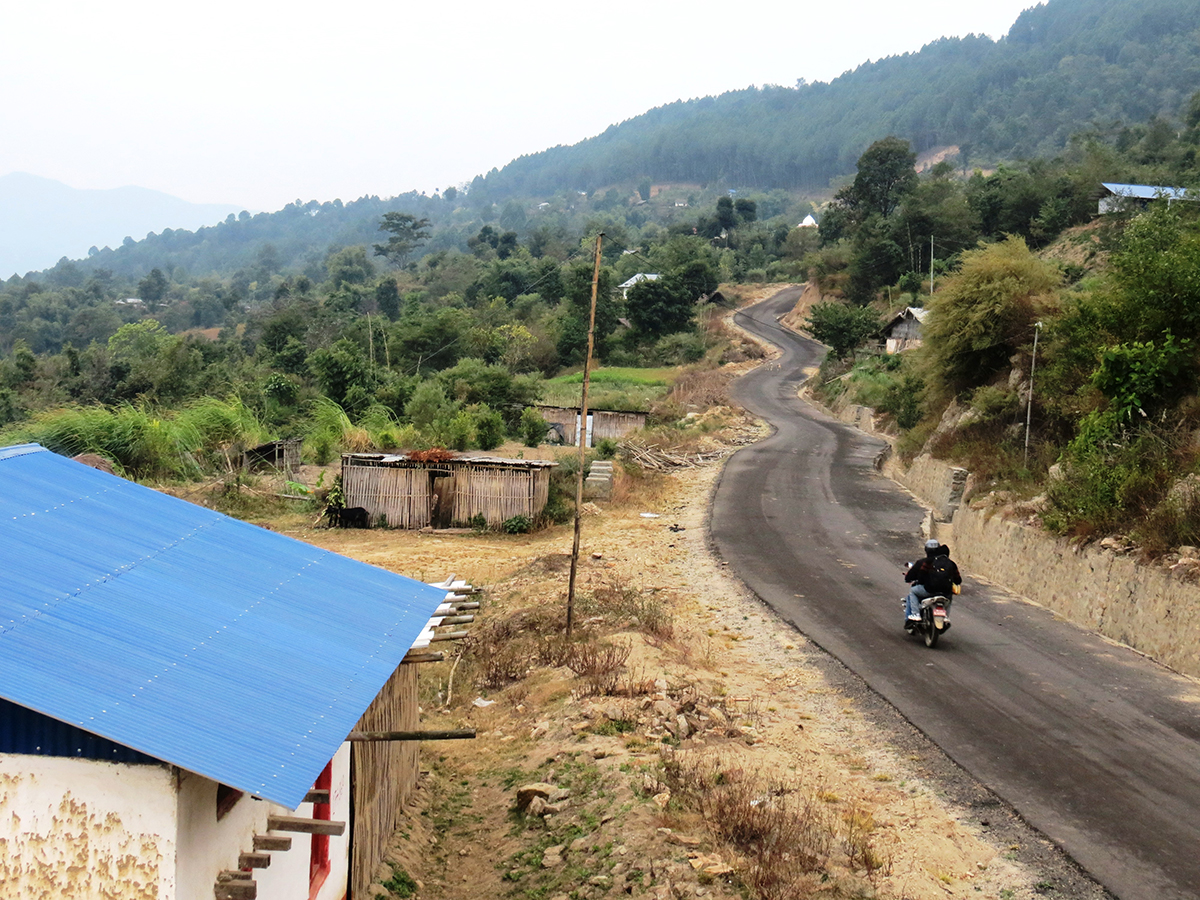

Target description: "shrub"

left=473, top=404, right=506, bottom=450
left=921, top=236, right=1060, bottom=399
left=444, top=410, right=474, bottom=451
left=519, top=406, right=546, bottom=447
left=502, top=514, right=532, bottom=534
left=805, top=302, right=882, bottom=359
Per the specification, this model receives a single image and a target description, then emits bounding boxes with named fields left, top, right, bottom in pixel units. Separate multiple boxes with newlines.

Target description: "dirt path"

left=290, top=449, right=1080, bottom=900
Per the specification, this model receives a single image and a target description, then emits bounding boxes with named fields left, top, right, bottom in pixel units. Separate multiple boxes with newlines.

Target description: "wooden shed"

left=537, top=406, right=647, bottom=447
left=881, top=307, right=929, bottom=354
left=342, top=453, right=556, bottom=529
left=243, top=438, right=302, bottom=475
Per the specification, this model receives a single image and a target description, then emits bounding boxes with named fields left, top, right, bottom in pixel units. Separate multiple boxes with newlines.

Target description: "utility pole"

left=1024, top=322, right=1042, bottom=469
left=566, top=232, right=603, bottom=640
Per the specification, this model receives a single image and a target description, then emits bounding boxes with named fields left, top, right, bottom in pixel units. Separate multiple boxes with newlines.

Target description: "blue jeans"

left=905, top=584, right=932, bottom=620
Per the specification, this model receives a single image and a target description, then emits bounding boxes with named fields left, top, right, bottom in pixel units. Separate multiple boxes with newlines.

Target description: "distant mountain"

left=468, top=0, right=1200, bottom=201
left=0, top=173, right=243, bottom=277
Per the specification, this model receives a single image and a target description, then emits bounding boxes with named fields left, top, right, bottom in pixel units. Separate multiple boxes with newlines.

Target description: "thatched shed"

left=342, top=453, right=556, bottom=529
left=537, top=406, right=646, bottom=447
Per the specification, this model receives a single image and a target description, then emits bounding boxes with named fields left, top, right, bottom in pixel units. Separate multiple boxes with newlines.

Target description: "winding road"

left=710, top=288, right=1200, bottom=900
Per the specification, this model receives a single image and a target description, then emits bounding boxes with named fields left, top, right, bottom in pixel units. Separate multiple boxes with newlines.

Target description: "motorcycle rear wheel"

left=923, top=615, right=939, bottom=648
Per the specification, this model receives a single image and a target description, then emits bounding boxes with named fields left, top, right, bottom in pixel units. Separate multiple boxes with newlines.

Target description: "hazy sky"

left=2, top=0, right=1038, bottom=213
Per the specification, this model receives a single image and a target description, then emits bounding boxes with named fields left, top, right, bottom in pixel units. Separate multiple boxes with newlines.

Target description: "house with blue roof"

left=0, top=443, right=459, bottom=900
left=1098, top=182, right=1195, bottom=214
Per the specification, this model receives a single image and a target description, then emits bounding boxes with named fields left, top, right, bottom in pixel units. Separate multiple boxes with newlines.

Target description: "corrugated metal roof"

left=1100, top=182, right=1192, bottom=201
left=0, top=443, right=447, bottom=808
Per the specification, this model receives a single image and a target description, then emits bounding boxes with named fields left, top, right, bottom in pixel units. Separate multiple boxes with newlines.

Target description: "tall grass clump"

left=305, top=399, right=421, bottom=464
left=3, top=405, right=169, bottom=476
left=1, top=398, right=270, bottom=479
left=173, top=396, right=270, bottom=466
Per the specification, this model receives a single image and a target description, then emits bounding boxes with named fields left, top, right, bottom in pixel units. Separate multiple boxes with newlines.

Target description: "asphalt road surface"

left=710, top=288, right=1200, bottom=900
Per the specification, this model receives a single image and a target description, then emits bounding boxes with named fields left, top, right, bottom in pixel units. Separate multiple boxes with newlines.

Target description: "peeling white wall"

left=0, top=754, right=177, bottom=899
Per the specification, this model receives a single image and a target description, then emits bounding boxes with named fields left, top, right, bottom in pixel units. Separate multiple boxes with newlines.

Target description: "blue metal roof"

left=1101, top=182, right=1192, bottom=201
left=0, top=443, right=447, bottom=808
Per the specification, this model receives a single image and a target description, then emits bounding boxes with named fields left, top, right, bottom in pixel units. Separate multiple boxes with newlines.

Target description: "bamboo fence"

left=342, top=455, right=554, bottom=529
left=350, top=662, right=419, bottom=899
left=447, top=462, right=551, bottom=526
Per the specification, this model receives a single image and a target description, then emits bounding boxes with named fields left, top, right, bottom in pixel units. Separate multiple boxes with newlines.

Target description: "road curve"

left=710, top=289, right=1200, bottom=900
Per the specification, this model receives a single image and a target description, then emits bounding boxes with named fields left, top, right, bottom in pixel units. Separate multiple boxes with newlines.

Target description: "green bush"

left=473, top=404, right=506, bottom=450
left=519, top=407, right=546, bottom=447
left=502, top=514, right=532, bottom=534
left=444, top=410, right=474, bottom=451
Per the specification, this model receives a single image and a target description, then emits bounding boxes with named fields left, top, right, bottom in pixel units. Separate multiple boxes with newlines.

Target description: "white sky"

left=0, top=0, right=1038, bottom=213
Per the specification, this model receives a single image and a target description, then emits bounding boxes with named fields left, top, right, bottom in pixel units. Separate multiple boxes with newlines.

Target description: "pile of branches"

left=622, top=440, right=731, bottom=471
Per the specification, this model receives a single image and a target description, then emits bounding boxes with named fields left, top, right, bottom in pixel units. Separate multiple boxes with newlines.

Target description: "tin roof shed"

left=0, top=443, right=446, bottom=809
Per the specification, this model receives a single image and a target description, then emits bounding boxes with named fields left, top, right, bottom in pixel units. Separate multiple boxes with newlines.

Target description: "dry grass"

left=658, top=753, right=890, bottom=897
left=565, top=638, right=632, bottom=697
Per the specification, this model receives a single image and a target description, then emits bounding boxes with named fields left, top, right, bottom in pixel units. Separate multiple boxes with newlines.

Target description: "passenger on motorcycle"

left=903, top=539, right=961, bottom=628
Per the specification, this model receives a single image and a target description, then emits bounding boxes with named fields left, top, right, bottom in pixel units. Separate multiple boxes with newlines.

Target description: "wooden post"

left=566, top=232, right=603, bottom=640
left=1024, top=322, right=1042, bottom=469
left=345, top=728, right=477, bottom=742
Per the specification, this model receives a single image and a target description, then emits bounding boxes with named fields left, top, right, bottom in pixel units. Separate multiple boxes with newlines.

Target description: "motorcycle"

left=906, top=593, right=952, bottom=648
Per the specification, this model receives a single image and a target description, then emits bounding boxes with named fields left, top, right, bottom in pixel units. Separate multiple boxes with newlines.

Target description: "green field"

left=540, top=367, right=678, bottom=412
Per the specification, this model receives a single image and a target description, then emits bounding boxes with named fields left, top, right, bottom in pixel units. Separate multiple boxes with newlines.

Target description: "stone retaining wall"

left=950, top=500, right=1200, bottom=677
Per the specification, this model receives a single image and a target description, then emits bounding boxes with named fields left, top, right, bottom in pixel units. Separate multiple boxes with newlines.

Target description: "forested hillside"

left=2, top=0, right=1200, bottom=551
left=470, top=0, right=1200, bottom=199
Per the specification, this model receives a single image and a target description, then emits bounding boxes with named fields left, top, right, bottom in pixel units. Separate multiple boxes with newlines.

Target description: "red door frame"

left=308, top=760, right=333, bottom=899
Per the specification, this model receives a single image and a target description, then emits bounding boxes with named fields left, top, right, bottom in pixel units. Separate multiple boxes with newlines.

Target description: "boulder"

left=516, top=782, right=557, bottom=810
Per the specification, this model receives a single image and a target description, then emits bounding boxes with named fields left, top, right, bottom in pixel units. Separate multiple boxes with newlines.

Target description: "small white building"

left=798, top=214, right=818, bottom=228
left=0, top=443, right=454, bottom=900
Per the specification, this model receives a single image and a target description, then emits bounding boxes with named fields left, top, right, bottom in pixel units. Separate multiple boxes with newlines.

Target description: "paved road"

left=710, top=289, right=1200, bottom=900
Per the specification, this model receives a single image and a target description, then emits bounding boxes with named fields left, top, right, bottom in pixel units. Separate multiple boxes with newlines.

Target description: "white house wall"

left=176, top=743, right=352, bottom=900
left=0, top=754, right=178, bottom=899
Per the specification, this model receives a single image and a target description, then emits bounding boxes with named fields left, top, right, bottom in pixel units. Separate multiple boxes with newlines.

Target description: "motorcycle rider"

left=904, top=539, right=961, bottom=629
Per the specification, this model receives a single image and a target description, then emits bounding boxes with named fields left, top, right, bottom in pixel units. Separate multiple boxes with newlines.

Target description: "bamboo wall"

left=350, top=662, right=420, bottom=899
left=342, top=456, right=552, bottom=529
left=447, top=464, right=551, bottom=526
left=343, top=463, right=433, bottom=529
left=593, top=410, right=646, bottom=442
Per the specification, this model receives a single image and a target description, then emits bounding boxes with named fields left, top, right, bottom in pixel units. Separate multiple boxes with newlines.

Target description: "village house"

left=881, top=306, right=929, bottom=354
left=1097, top=182, right=1194, bottom=214
left=0, top=443, right=459, bottom=899
left=617, top=273, right=659, bottom=299
left=537, top=406, right=646, bottom=448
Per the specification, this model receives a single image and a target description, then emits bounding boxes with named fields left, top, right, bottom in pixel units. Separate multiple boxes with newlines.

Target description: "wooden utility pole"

left=566, top=232, right=603, bottom=640
left=1024, top=322, right=1042, bottom=469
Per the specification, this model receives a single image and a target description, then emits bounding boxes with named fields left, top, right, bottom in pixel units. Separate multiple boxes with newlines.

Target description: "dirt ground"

left=275, top=440, right=1091, bottom=900
left=237, top=285, right=1102, bottom=900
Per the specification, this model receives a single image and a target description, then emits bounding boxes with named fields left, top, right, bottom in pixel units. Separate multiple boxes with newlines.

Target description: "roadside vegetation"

left=807, top=108, right=1200, bottom=553
left=2, top=85, right=1200, bottom=553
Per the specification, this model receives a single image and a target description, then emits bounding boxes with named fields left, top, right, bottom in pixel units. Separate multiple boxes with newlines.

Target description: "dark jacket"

left=905, top=545, right=962, bottom=592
